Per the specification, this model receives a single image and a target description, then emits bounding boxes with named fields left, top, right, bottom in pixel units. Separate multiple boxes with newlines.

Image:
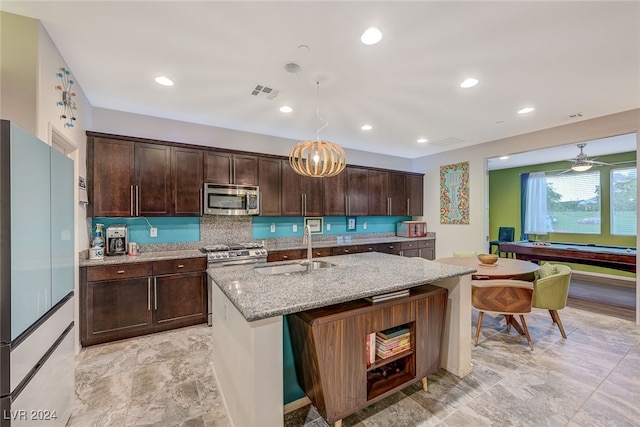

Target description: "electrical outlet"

left=326, top=223, right=331, bottom=231
left=270, top=223, right=276, bottom=233
left=292, top=224, right=298, bottom=232
left=150, top=227, right=158, bottom=237
left=363, top=222, right=368, bottom=230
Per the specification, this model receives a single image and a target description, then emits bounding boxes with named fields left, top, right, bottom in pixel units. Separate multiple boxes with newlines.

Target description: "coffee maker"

left=106, top=224, right=128, bottom=256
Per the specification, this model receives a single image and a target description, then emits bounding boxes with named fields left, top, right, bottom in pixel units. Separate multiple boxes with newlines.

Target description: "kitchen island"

left=208, top=252, right=474, bottom=427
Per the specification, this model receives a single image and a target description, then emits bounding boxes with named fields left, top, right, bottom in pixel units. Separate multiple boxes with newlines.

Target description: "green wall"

left=489, top=151, right=636, bottom=277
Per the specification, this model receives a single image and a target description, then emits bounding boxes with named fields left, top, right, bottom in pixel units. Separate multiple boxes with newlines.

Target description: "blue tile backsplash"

left=252, top=216, right=411, bottom=239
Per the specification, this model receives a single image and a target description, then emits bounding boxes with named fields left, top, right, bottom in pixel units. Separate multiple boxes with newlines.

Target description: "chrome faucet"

left=303, top=224, right=313, bottom=271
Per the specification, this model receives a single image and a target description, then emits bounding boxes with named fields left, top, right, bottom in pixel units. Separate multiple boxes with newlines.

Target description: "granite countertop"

left=208, top=252, right=474, bottom=322
left=80, top=249, right=205, bottom=267
left=265, top=235, right=435, bottom=251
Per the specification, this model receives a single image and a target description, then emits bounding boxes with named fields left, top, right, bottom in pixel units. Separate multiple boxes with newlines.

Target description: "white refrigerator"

left=0, top=120, right=75, bottom=426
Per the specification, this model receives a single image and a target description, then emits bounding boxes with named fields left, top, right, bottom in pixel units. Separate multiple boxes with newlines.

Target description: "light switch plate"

left=150, top=227, right=158, bottom=237
left=327, top=223, right=331, bottom=231
left=292, top=224, right=298, bottom=232
left=270, top=223, right=276, bottom=233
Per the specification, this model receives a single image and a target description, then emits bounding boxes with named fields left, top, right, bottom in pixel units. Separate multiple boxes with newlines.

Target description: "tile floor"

left=70, top=305, right=640, bottom=427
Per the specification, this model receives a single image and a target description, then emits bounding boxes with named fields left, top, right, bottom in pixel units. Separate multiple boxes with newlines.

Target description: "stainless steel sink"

left=254, top=260, right=335, bottom=275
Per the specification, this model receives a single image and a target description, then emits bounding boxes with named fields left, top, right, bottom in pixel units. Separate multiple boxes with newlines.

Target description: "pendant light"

left=289, top=82, right=346, bottom=178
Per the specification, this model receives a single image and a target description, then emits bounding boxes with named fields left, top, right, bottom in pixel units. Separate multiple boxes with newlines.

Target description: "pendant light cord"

left=314, top=81, right=329, bottom=141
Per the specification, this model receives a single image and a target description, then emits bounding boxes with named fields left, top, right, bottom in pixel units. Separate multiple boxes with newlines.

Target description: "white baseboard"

left=571, top=271, right=637, bottom=288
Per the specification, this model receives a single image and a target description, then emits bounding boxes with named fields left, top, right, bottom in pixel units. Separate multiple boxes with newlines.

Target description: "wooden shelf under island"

left=287, top=284, right=447, bottom=427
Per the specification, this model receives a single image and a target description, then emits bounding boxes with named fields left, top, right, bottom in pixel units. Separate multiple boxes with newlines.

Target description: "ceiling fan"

left=560, top=143, right=612, bottom=174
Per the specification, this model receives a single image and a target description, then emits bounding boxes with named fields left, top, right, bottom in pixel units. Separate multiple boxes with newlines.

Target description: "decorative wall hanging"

left=55, top=67, right=78, bottom=128
left=440, top=161, right=470, bottom=224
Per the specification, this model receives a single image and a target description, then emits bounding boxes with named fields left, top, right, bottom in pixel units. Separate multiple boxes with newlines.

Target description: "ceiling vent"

left=250, top=84, right=280, bottom=100
left=428, top=137, right=466, bottom=147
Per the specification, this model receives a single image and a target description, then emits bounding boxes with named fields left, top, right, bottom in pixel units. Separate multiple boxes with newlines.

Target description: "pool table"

left=499, top=241, right=637, bottom=273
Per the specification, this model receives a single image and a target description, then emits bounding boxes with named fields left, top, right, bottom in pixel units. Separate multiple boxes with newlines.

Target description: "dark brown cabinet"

left=136, top=143, right=172, bottom=216
left=281, top=161, right=323, bottom=217
left=204, top=152, right=258, bottom=185
left=87, top=137, right=135, bottom=217
left=346, top=167, right=369, bottom=216
left=288, top=285, right=447, bottom=426
left=389, top=172, right=408, bottom=216
left=172, top=146, right=203, bottom=216
left=368, top=170, right=389, bottom=216
left=322, top=172, right=347, bottom=216
left=407, top=174, right=424, bottom=216
left=258, top=157, right=282, bottom=216
left=81, top=257, right=207, bottom=346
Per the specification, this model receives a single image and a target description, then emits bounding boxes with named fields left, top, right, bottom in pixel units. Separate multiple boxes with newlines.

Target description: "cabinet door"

left=233, top=154, right=259, bottom=185
left=368, top=170, right=389, bottom=216
left=204, top=152, right=232, bottom=184
left=88, top=137, right=135, bottom=217
left=407, top=174, right=423, bottom=216
left=172, top=147, right=203, bottom=216
left=85, top=277, right=152, bottom=345
left=136, top=143, right=171, bottom=216
left=389, top=172, right=408, bottom=216
left=154, top=272, right=207, bottom=329
left=258, top=157, right=281, bottom=216
left=414, top=290, right=447, bottom=377
left=301, top=175, right=323, bottom=216
left=322, top=171, right=347, bottom=216
left=281, top=161, right=304, bottom=216
left=346, top=167, right=369, bottom=216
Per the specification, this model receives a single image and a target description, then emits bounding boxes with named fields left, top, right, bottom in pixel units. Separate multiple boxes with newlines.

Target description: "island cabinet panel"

left=288, top=285, right=447, bottom=426
left=407, top=174, right=424, bottom=216
left=172, top=146, right=203, bottom=216
left=81, top=257, right=207, bottom=346
left=87, top=137, right=135, bottom=217
left=204, top=152, right=258, bottom=186
left=258, top=156, right=282, bottom=216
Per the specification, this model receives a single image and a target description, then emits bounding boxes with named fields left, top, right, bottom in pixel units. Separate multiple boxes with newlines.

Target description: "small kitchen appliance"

left=396, top=221, right=427, bottom=237
left=202, top=242, right=268, bottom=325
left=106, top=224, right=128, bottom=255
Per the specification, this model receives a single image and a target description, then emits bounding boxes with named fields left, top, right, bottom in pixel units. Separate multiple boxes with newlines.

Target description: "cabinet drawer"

left=312, top=247, right=333, bottom=258
left=86, top=262, right=152, bottom=281
left=372, top=243, right=400, bottom=254
left=369, top=301, right=414, bottom=332
left=267, top=249, right=305, bottom=262
left=332, top=245, right=363, bottom=255
left=153, top=257, right=206, bottom=275
left=418, top=240, right=434, bottom=249
left=400, top=241, right=419, bottom=250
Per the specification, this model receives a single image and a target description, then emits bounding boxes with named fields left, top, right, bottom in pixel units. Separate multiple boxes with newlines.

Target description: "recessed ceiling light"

left=499, top=156, right=509, bottom=160
left=417, top=138, right=428, bottom=143
left=361, top=27, right=382, bottom=45
left=361, top=124, right=372, bottom=131
left=154, top=76, right=174, bottom=86
left=460, top=78, right=478, bottom=88
left=518, top=107, right=535, bottom=114
left=280, top=106, right=293, bottom=113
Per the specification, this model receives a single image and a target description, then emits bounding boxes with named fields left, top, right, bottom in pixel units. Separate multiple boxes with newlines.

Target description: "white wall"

left=412, top=108, right=640, bottom=324
left=92, top=108, right=412, bottom=171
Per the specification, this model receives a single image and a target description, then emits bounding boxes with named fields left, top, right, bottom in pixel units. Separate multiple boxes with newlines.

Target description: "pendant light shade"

left=289, top=139, right=346, bottom=178
left=289, top=81, right=347, bottom=178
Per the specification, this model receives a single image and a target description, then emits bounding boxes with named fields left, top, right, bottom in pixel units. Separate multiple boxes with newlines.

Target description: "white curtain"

left=524, top=172, right=549, bottom=235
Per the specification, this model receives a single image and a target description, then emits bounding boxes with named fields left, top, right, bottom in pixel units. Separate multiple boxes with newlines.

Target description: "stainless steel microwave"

left=203, top=183, right=260, bottom=215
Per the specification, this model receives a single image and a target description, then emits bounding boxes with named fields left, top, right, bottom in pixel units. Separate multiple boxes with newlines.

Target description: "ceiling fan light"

left=571, top=163, right=593, bottom=172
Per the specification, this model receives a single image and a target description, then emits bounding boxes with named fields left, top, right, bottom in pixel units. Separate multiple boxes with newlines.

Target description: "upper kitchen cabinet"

left=204, top=151, right=258, bottom=185
left=281, top=160, right=323, bottom=217
left=87, top=136, right=135, bottom=217
left=258, top=156, right=282, bottom=216
left=346, top=167, right=369, bottom=216
left=322, top=170, right=347, bottom=216
left=172, top=146, right=203, bottom=216
left=135, top=143, right=171, bottom=216
left=407, top=173, right=424, bottom=216
left=368, top=170, right=389, bottom=216
left=389, top=172, right=408, bottom=216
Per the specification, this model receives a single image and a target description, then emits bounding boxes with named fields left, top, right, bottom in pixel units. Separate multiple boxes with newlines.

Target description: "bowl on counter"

left=477, top=253, right=498, bottom=265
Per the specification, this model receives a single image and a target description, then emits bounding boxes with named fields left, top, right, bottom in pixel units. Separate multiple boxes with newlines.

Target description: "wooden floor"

left=567, top=278, right=636, bottom=321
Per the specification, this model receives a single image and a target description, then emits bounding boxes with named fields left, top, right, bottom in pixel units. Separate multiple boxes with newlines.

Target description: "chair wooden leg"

left=475, top=312, right=485, bottom=345
left=550, top=310, right=567, bottom=339
left=421, top=377, right=428, bottom=392
left=519, top=315, right=533, bottom=350
left=505, top=315, right=512, bottom=333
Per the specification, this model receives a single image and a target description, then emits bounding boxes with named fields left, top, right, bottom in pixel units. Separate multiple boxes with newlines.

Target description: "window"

left=611, top=167, right=637, bottom=236
left=545, top=171, right=601, bottom=234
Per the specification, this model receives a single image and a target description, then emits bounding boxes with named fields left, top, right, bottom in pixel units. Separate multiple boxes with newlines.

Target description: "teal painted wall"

left=91, top=217, right=200, bottom=245
left=253, top=216, right=411, bottom=239
left=489, top=151, right=636, bottom=277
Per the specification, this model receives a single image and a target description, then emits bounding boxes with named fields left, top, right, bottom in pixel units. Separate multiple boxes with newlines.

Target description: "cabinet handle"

left=148, top=278, right=151, bottom=311
left=130, top=185, right=135, bottom=216
left=200, top=188, right=203, bottom=216
left=259, top=191, right=263, bottom=216
left=117, top=270, right=125, bottom=274
left=387, top=197, right=391, bottom=216
left=177, top=264, right=184, bottom=268
left=154, top=278, right=158, bottom=310
left=346, top=196, right=350, bottom=215
left=303, top=193, right=307, bottom=216
left=407, top=198, right=410, bottom=216
left=301, top=194, right=305, bottom=215
left=282, top=255, right=288, bottom=259
left=135, top=185, right=140, bottom=216
left=230, top=158, right=234, bottom=184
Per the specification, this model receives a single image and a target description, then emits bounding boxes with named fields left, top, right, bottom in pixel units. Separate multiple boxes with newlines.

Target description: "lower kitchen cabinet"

left=81, top=257, right=207, bottom=346
left=268, top=239, right=432, bottom=262
left=288, top=284, right=447, bottom=426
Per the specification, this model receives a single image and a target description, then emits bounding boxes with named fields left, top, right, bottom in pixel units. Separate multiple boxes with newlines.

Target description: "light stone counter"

left=208, top=251, right=472, bottom=322
left=208, top=252, right=475, bottom=427
left=265, top=235, right=435, bottom=251
left=79, top=249, right=205, bottom=267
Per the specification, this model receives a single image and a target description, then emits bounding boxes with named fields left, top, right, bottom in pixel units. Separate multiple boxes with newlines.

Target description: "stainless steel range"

left=203, top=242, right=268, bottom=325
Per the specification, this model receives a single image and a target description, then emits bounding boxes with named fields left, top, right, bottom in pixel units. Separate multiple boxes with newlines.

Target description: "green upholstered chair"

left=532, top=263, right=572, bottom=338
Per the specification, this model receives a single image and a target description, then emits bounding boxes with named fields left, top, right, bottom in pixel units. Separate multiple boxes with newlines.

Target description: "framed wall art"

left=440, top=161, right=469, bottom=224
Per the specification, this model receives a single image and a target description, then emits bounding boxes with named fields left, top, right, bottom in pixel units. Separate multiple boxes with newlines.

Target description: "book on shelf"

left=376, top=325, right=411, bottom=340
left=366, top=333, right=376, bottom=366
left=376, top=343, right=410, bottom=359
left=365, top=289, right=410, bottom=303
left=376, top=336, right=410, bottom=351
